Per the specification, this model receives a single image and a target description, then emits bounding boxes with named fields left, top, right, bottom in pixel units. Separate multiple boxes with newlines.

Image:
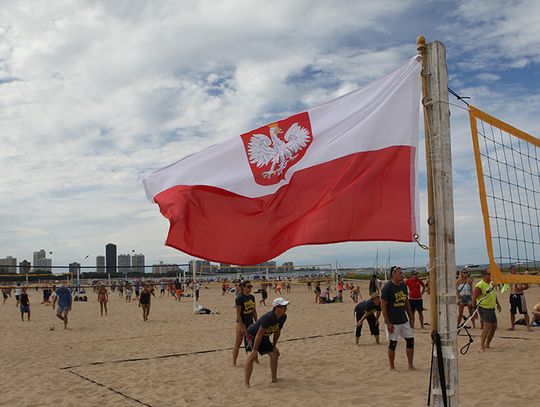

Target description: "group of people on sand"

left=456, top=265, right=540, bottom=352
left=2, top=278, right=171, bottom=325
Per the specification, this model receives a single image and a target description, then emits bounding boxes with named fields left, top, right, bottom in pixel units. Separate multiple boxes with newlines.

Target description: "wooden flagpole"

left=417, top=36, right=459, bottom=407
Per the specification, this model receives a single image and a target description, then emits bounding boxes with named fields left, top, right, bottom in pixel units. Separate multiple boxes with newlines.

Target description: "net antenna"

left=470, top=106, right=540, bottom=283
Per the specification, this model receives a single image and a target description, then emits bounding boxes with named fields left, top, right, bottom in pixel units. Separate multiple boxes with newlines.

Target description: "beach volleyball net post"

left=470, top=106, right=540, bottom=284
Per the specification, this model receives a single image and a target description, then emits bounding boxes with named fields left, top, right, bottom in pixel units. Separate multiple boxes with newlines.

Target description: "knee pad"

left=388, top=340, right=397, bottom=351
left=405, top=337, right=414, bottom=349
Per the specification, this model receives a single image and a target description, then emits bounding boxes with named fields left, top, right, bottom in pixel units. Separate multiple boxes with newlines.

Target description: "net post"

left=423, top=38, right=459, bottom=407
left=192, top=260, right=198, bottom=312
left=417, top=35, right=438, bottom=332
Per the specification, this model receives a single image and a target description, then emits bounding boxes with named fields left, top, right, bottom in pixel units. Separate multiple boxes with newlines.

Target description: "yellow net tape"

left=470, top=106, right=540, bottom=284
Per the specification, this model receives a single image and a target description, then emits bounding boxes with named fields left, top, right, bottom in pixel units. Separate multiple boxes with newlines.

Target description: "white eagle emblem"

left=247, top=122, right=311, bottom=179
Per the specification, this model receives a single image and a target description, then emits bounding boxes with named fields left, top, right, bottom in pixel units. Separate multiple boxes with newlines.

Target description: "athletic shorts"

left=509, top=294, right=527, bottom=315
left=386, top=322, right=413, bottom=341
left=459, top=295, right=472, bottom=305
left=56, top=307, right=69, bottom=318
left=20, top=305, right=30, bottom=313
left=478, top=307, right=497, bottom=323
left=409, top=298, right=424, bottom=312
left=244, top=333, right=274, bottom=355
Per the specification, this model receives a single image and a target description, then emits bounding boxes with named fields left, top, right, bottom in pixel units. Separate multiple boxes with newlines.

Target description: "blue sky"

left=1, top=0, right=539, bottom=271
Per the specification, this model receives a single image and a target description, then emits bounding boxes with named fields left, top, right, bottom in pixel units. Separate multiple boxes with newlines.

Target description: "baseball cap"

left=272, top=297, right=290, bottom=307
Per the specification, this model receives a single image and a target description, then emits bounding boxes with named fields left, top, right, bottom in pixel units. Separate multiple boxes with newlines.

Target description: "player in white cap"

left=244, top=297, right=290, bottom=387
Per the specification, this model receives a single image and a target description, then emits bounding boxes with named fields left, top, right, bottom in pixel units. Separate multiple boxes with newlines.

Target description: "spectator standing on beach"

left=354, top=293, right=381, bottom=345
left=97, top=283, right=108, bottom=316
left=456, top=268, right=476, bottom=328
left=134, top=280, right=141, bottom=300
left=2, top=287, right=10, bottom=304
left=314, top=281, right=322, bottom=303
left=405, top=271, right=426, bottom=329
left=174, top=279, right=183, bottom=301
left=232, top=281, right=258, bottom=366
left=14, top=282, right=22, bottom=304
left=381, top=266, right=415, bottom=370
left=351, top=285, right=361, bottom=303
left=473, top=269, right=501, bottom=352
left=139, top=284, right=152, bottom=321
left=258, top=283, right=268, bottom=306
left=160, top=281, right=165, bottom=297
left=244, top=297, right=289, bottom=387
left=194, top=281, right=201, bottom=302
left=369, top=274, right=379, bottom=295
left=337, top=278, right=344, bottom=303
left=18, top=287, right=31, bottom=321
left=125, top=282, right=133, bottom=302
left=52, top=282, right=72, bottom=329
left=507, top=265, right=533, bottom=332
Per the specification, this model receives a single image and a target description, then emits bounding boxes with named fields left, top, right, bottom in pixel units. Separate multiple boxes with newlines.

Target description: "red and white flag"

left=143, top=57, right=421, bottom=265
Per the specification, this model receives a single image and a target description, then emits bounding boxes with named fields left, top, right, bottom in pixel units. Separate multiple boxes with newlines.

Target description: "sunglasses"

left=245, top=285, right=253, bottom=288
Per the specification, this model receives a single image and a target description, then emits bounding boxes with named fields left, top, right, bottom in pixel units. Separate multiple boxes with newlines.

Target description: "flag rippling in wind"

left=143, top=57, right=421, bottom=265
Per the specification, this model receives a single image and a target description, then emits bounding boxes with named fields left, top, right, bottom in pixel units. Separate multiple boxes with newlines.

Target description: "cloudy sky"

left=1, top=0, right=539, bottom=272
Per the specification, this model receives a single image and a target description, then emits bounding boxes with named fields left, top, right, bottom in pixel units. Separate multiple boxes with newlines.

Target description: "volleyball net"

left=470, top=106, right=540, bottom=283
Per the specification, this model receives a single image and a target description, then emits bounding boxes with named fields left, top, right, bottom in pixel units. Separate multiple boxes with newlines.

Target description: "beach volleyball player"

left=244, top=297, right=289, bottom=387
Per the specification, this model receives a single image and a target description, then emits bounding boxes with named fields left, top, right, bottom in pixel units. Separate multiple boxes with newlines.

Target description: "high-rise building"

left=118, top=254, right=131, bottom=274
left=96, top=256, right=105, bottom=273
left=106, top=243, right=117, bottom=273
left=19, top=260, right=31, bottom=274
left=32, top=250, right=52, bottom=273
left=35, top=258, right=52, bottom=273
left=0, top=256, right=17, bottom=274
left=131, top=254, right=145, bottom=274
left=33, top=250, right=46, bottom=270
left=69, top=262, right=81, bottom=276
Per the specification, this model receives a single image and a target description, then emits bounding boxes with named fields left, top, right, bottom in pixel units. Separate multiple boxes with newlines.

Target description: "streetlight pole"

left=77, top=255, right=89, bottom=295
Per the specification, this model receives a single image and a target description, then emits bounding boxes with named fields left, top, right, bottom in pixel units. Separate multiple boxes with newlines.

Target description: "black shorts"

left=355, top=313, right=380, bottom=337
left=509, top=294, right=527, bottom=315
left=261, top=290, right=268, bottom=300
left=478, top=307, right=497, bottom=324
left=409, top=299, right=423, bottom=312
left=245, top=333, right=274, bottom=355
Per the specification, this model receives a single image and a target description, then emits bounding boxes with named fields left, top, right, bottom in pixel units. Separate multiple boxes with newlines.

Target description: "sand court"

left=1, top=281, right=539, bottom=406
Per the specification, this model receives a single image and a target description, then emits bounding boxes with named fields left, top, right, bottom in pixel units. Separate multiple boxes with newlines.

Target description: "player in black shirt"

left=354, top=293, right=381, bottom=344
left=18, top=287, right=31, bottom=321
left=244, top=297, right=289, bottom=387
left=381, top=266, right=415, bottom=370
left=232, top=281, right=258, bottom=366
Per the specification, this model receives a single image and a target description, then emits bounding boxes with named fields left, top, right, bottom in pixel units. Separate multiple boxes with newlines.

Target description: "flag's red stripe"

left=155, top=146, right=415, bottom=265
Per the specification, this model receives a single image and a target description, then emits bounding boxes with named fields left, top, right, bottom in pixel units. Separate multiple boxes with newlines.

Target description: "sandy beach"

left=1, top=280, right=539, bottom=407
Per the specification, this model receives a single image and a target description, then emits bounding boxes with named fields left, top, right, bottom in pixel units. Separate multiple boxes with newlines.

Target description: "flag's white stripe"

left=143, top=57, right=421, bottom=201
